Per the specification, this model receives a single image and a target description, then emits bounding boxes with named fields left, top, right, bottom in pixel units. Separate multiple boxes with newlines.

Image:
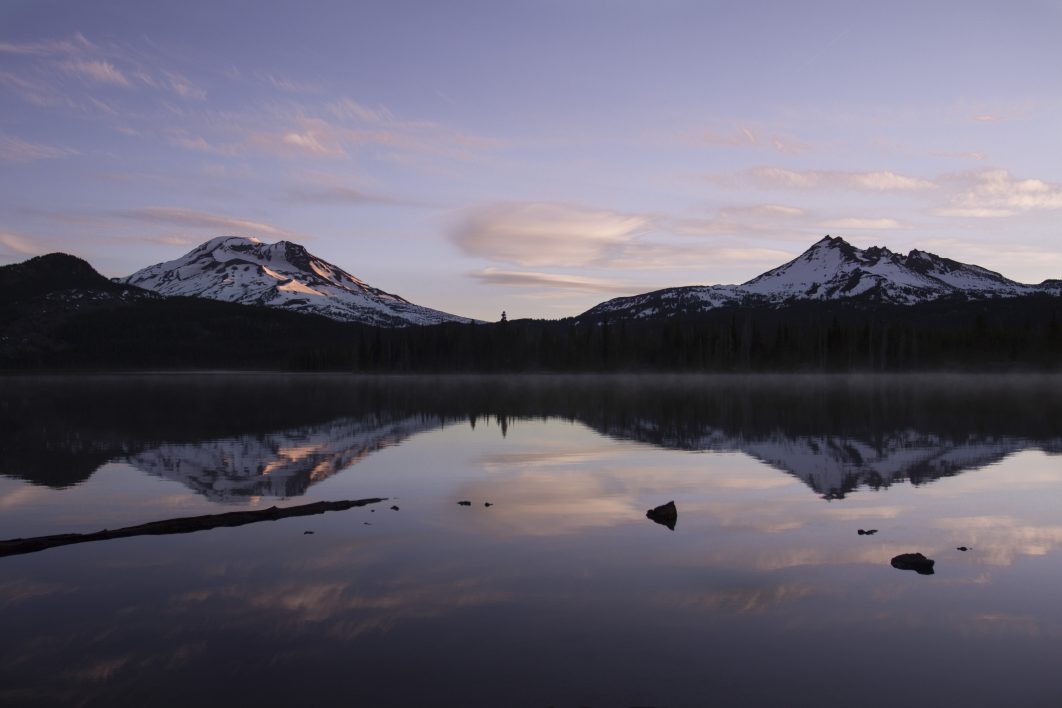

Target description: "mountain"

left=125, top=414, right=440, bottom=501
left=581, top=235, right=1056, bottom=320
left=117, top=236, right=471, bottom=327
left=0, top=252, right=153, bottom=302
left=0, top=251, right=371, bottom=369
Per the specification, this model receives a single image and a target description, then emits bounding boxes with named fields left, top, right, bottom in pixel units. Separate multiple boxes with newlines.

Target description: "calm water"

left=2, top=374, right=1062, bottom=707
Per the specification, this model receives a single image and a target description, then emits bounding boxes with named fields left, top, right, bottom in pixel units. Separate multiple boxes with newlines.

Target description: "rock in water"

left=891, top=552, right=935, bottom=575
left=457, top=500, right=472, bottom=506
left=646, top=501, right=678, bottom=531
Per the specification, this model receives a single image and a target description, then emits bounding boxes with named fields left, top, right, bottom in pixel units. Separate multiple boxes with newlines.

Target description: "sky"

left=1, top=0, right=1061, bottom=321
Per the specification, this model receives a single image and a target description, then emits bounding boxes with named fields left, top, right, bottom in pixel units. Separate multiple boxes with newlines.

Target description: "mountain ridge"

left=117, top=235, right=472, bottom=327
left=581, top=235, right=1057, bottom=321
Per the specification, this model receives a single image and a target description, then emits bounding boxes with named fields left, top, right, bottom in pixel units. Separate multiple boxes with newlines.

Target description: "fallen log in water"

left=0, top=497, right=387, bottom=559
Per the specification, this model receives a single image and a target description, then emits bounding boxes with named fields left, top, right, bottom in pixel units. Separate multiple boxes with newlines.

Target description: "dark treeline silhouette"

left=286, top=296, right=1062, bottom=372
left=2, top=254, right=1061, bottom=371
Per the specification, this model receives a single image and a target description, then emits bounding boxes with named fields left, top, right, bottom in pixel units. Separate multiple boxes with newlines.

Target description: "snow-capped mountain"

left=124, top=414, right=444, bottom=501
left=117, top=236, right=471, bottom=326
left=587, top=415, right=1062, bottom=499
left=581, top=235, right=1057, bottom=320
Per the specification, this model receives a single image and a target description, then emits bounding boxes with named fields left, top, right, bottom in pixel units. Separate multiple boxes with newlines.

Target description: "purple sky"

left=2, top=0, right=1060, bottom=320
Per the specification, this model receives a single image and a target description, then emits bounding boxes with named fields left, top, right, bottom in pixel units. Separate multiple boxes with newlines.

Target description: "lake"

left=2, top=373, right=1061, bottom=707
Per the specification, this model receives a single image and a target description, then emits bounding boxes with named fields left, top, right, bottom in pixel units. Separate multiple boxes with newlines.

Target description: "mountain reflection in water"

left=2, top=373, right=1059, bottom=501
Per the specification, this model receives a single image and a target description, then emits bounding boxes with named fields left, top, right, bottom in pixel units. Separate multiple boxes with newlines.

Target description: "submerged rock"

left=857, top=529, right=878, bottom=536
left=646, top=501, right=678, bottom=531
left=390, top=505, right=400, bottom=511
left=891, top=552, right=935, bottom=575
left=457, top=500, right=472, bottom=506
left=303, top=530, right=314, bottom=535
left=484, top=502, right=494, bottom=507
left=957, top=546, right=969, bottom=552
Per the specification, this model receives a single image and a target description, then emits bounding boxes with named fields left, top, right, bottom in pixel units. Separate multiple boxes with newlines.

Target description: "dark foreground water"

left=2, top=374, right=1062, bottom=707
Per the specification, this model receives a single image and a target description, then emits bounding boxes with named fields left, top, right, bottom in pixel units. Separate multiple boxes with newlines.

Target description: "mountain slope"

left=118, top=236, right=471, bottom=327
left=581, top=235, right=1050, bottom=320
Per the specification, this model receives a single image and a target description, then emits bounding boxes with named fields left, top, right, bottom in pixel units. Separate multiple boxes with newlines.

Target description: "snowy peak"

left=119, top=236, right=470, bottom=327
left=581, top=236, right=1055, bottom=320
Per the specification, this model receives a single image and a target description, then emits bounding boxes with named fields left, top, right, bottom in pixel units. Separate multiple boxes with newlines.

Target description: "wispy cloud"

left=0, top=33, right=95, bottom=57
left=60, top=59, right=131, bottom=87
left=0, top=133, right=77, bottom=162
left=687, top=126, right=809, bottom=154
left=0, top=231, right=44, bottom=257
left=163, top=71, right=206, bottom=101
left=285, top=184, right=400, bottom=205
left=468, top=268, right=647, bottom=294
left=740, top=167, right=936, bottom=192
left=451, top=202, right=651, bottom=268
left=246, top=106, right=502, bottom=162
left=105, top=207, right=299, bottom=240
left=820, top=217, right=903, bottom=230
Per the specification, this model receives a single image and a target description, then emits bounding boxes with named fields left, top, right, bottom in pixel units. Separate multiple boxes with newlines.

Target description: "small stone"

left=303, top=531, right=314, bottom=535
left=957, top=546, right=969, bottom=552
left=858, top=529, right=866, bottom=535
left=484, top=502, right=493, bottom=507
left=457, top=501, right=472, bottom=506
left=390, top=505, right=400, bottom=511
left=363, top=522, right=371, bottom=526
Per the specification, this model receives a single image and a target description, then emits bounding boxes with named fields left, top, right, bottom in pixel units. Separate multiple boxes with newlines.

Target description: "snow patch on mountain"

left=583, top=235, right=1054, bottom=320
left=118, top=236, right=471, bottom=327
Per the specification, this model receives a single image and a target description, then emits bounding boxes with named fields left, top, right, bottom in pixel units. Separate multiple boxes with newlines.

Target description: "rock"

left=363, top=522, right=371, bottom=525
left=457, top=500, right=472, bottom=506
left=484, top=502, right=493, bottom=507
left=303, top=530, right=314, bottom=535
left=858, top=529, right=878, bottom=536
left=390, top=505, right=399, bottom=511
left=891, top=552, right=935, bottom=575
left=957, top=546, right=969, bottom=552
left=646, top=501, right=678, bottom=531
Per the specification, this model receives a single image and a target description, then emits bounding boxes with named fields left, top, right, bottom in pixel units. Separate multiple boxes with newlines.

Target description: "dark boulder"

left=646, top=501, right=678, bottom=531
left=891, top=552, right=935, bottom=575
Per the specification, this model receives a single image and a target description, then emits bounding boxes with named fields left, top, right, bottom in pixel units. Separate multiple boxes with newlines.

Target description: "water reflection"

left=2, top=374, right=1059, bottom=500
left=3, top=375, right=1062, bottom=707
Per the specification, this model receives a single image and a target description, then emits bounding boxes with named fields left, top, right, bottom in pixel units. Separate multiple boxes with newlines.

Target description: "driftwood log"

left=0, top=497, right=387, bottom=559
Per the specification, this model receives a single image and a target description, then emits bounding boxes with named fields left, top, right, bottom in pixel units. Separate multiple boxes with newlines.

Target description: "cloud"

left=468, top=268, right=646, bottom=294
left=329, top=98, right=395, bottom=124
left=0, top=33, right=94, bottom=57
left=60, top=59, right=130, bottom=87
left=0, top=231, right=44, bottom=257
left=452, top=202, right=650, bottom=268
left=744, top=167, right=936, bottom=191
left=247, top=106, right=502, bottom=162
left=686, top=126, right=809, bottom=154
left=936, top=170, right=1062, bottom=218
left=285, top=185, right=399, bottom=205
left=106, top=207, right=298, bottom=239
left=820, top=217, right=903, bottom=230
left=0, top=133, right=77, bottom=162
left=163, top=71, right=206, bottom=101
